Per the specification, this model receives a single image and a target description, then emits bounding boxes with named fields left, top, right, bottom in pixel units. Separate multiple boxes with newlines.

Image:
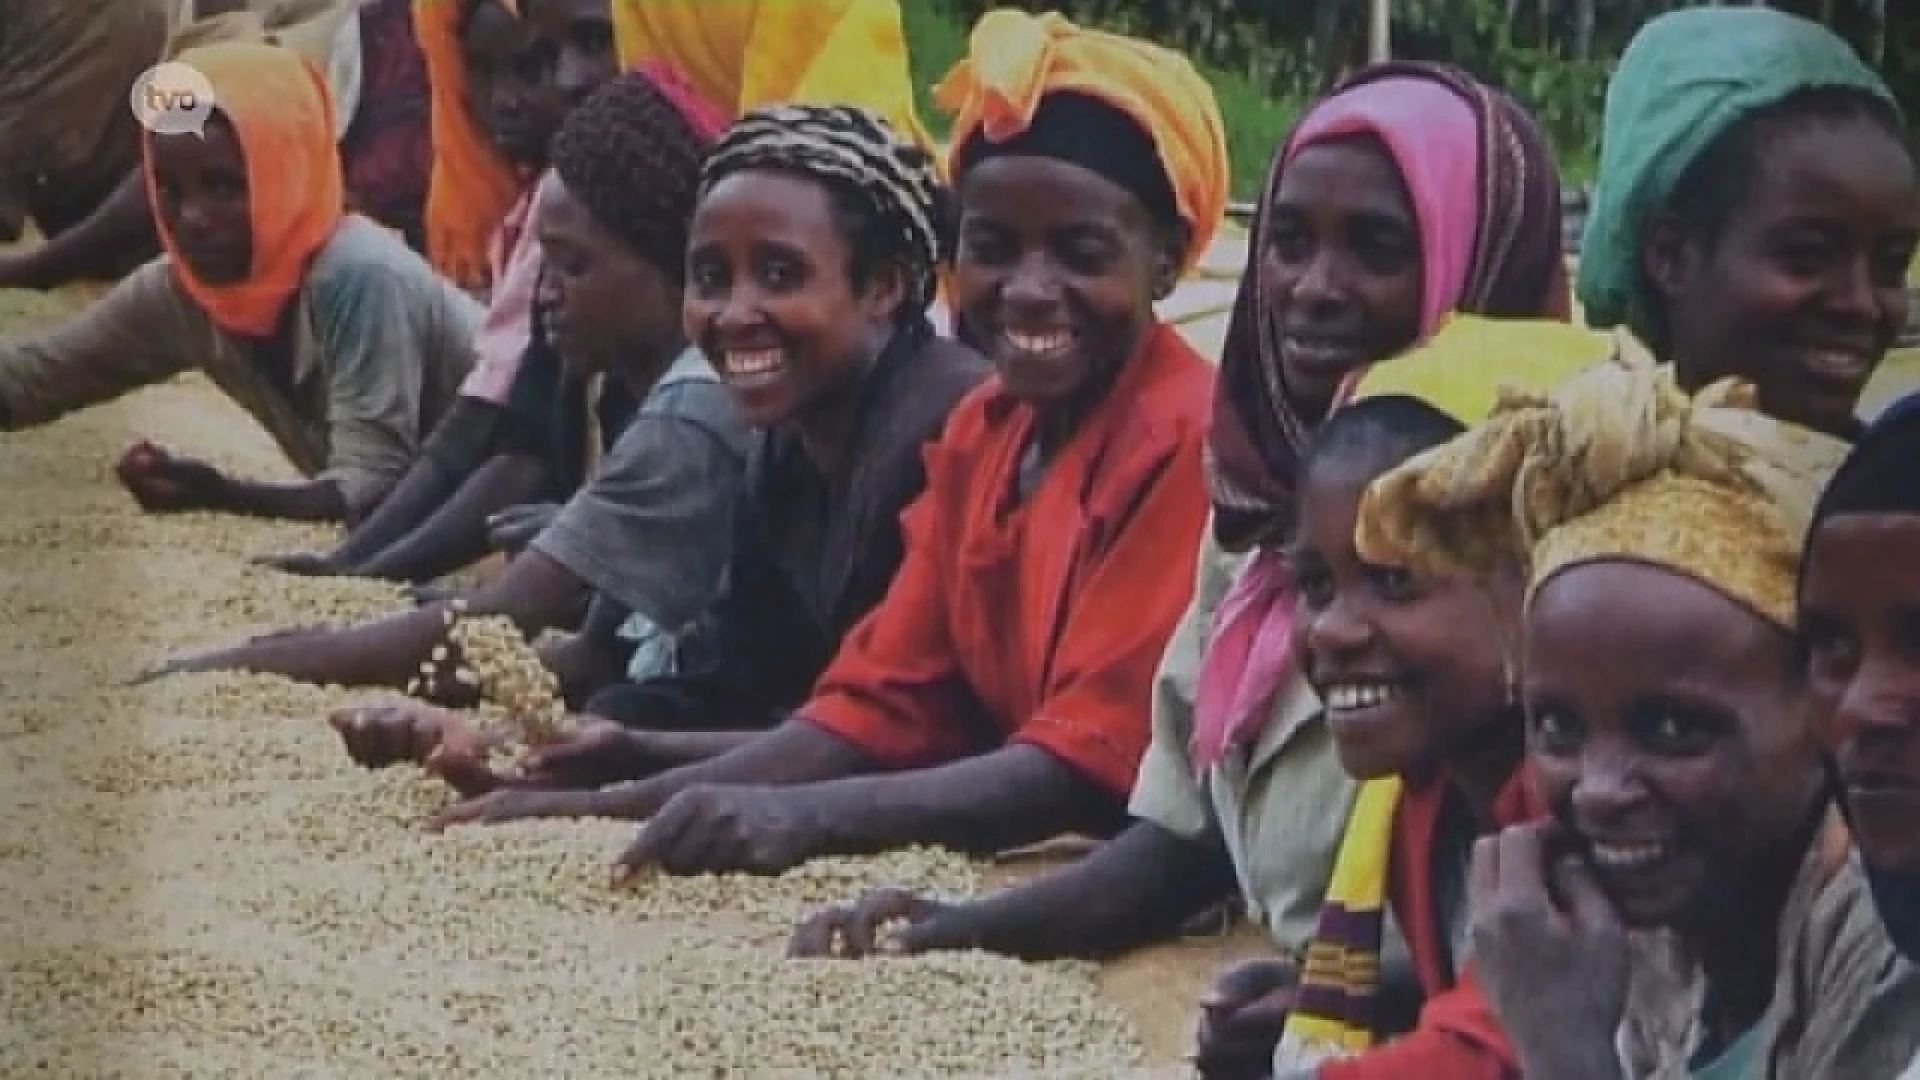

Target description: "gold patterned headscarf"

left=1355, top=348, right=1849, bottom=628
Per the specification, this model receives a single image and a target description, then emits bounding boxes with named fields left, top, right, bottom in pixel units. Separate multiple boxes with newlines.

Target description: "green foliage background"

left=904, top=0, right=1916, bottom=201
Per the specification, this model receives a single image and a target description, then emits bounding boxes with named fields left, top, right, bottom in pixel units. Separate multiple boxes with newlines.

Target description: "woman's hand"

left=611, top=785, right=840, bottom=881
left=787, top=887, right=972, bottom=958
left=1467, top=822, right=1629, bottom=1080
left=1193, top=956, right=1298, bottom=1079
left=515, top=721, right=681, bottom=790
left=486, top=503, right=560, bottom=555
left=116, top=440, right=228, bottom=513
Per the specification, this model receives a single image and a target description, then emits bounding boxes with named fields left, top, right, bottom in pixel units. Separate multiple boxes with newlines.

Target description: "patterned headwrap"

left=1207, top=61, right=1571, bottom=555
left=1357, top=349, right=1849, bottom=631
left=934, top=8, right=1229, bottom=274
left=547, top=62, right=728, bottom=278
left=700, top=103, right=945, bottom=313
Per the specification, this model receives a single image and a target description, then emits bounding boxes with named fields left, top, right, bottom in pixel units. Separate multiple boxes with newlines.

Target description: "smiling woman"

left=1578, top=6, right=1920, bottom=442
left=401, top=11, right=1223, bottom=890
left=1356, top=352, right=1920, bottom=1079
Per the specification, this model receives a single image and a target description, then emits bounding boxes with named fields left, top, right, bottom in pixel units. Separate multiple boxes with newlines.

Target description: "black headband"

left=954, top=91, right=1180, bottom=232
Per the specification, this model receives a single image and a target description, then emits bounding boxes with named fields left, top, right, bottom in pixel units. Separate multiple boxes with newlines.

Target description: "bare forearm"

left=805, top=744, right=1124, bottom=859
left=334, top=399, right=505, bottom=567
left=355, top=455, right=552, bottom=581
left=4, top=174, right=154, bottom=289
left=587, top=719, right=874, bottom=820
left=210, top=475, right=349, bottom=523
left=934, top=820, right=1237, bottom=961
left=186, top=550, right=590, bottom=689
left=330, top=458, right=461, bottom=568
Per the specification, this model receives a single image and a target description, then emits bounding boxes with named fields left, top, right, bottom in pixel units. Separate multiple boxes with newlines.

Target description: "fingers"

left=1550, top=853, right=1620, bottom=930
left=424, top=743, right=507, bottom=798
left=787, top=906, right=847, bottom=958
left=327, top=703, right=444, bottom=769
left=1469, top=832, right=1501, bottom=909
left=1200, top=957, right=1297, bottom=1012
left=847, top=889, right=928, bottom=957
left=611, top=798, right=687, bottom=886
left=1493, top=821, right=1553, bottom=906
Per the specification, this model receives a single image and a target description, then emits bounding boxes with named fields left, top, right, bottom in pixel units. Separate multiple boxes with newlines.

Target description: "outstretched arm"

left=350, top=452, right=552, bottom=580
left=0, top=173, right=157, bottom=290
left=146, top=547, right=590, bottom=690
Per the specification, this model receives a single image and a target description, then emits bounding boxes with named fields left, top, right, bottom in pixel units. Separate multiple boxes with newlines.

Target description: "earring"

left=1502, top=657, right=1519, bottom=708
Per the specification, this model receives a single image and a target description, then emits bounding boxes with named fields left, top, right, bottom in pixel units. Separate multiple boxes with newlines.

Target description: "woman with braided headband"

left=407, top=104, right=989, bottom=799
left=1358, top=355, right=1920, bottom=1077
left=423, top=13, right=1219, bottom=884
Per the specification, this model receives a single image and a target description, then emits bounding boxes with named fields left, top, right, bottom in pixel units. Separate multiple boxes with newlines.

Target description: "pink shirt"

left=456, top=177, right=545, bottom=404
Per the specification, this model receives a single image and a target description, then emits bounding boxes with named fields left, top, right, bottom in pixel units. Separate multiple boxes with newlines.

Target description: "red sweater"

left=802, top=323, right=1214, bottom=798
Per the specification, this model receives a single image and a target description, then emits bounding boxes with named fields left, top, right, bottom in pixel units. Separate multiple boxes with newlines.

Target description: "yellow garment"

left=1274, top=314, right=1618, bottom=1066
left=413, top=0, right=525, bottom=290
left=611, top=0, right=928, bottom=149
left=1356, top=347, right=1849, bottom=630
left=1280, top=776, right=1402, bottom=1059
left=1352, top=314, right=1618, bottom=427
left=933, top=9, right=1230, bottom=275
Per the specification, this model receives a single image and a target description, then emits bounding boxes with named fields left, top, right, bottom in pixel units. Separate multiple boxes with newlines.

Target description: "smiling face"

left=1292, top=450, right=1518, bottom=781
left=148, top=115, right=252, bottom=285
left=952, top=155, right=1178, bottom=415
left=1264, top=138, right=1426, bottom=419
left=683, top=169, right=901, bottom=432
left=1648, top=111, right=1919, bottom=438
left=1800, top=514, right=1920, bottom=873
left=534, top=173, right=682, bottom=383
left=1524, top=562, right=1820, bottom=930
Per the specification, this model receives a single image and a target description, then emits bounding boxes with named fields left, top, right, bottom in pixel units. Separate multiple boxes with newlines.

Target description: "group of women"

left=0, top=1, right=1916, bottom=1076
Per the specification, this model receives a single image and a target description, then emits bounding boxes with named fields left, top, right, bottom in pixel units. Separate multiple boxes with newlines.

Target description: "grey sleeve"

left=529, top=404, right=744, bottom=633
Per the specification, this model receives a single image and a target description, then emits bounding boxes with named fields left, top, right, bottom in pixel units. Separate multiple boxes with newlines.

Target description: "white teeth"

left=1005, top=330, right=1073, bottom=355
left=723, top=348, right=784, bottom=377
left=1324, top=683, right=1397, bottom=712
left=1589, top=842, right=1667, bottom=870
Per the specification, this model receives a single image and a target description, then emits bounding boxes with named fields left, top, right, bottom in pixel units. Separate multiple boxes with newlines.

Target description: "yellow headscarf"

left=144, top=40, right=345, bottom=338
left=1272, top=314, right=1614, bottom=1067
left=1356, top=347, right=1849, bottom=629
left=412, top=0, right=524, bottom=291
left=933, top=9, right=1230, bottom=274
left=610, top=0, right=930, bottom=151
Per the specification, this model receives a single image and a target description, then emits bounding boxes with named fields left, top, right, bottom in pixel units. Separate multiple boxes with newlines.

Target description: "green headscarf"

left=1577, top=6, right=1898, bottom=344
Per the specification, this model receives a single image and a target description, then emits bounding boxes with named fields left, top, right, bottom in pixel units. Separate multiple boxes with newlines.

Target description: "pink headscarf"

left=1285, top=77, right=1481, bottom=340
left=1191, top=68, right=1567, bottom=775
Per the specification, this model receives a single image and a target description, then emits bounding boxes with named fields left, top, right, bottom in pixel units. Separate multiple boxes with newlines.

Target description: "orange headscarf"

left=413, top=0, right=524, bottom=290
left=143, top=41, right=345, bottom=339
left=934, top=9, right=1230, bottom=274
